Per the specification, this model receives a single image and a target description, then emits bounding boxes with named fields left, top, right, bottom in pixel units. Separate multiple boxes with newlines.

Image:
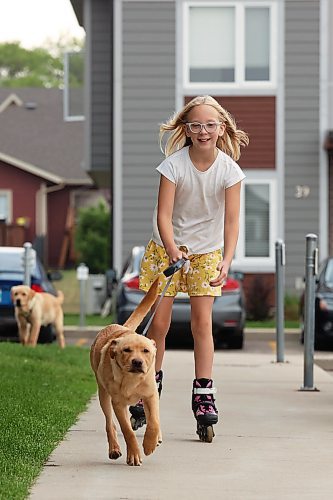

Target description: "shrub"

left=75, top=202, right=110, bottom=273
left=246, top=276, right=274, bottom=321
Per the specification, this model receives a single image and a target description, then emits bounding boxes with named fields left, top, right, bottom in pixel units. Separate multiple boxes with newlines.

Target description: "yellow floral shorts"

left=139, top=240, right=222, bottom=297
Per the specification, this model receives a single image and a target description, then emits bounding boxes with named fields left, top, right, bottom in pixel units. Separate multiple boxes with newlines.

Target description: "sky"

left=0, top=0, right=85, bottom=49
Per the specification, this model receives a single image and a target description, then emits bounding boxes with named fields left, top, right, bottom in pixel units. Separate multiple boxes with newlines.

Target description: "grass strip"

left=246, top=320, right=300, bottom=329
left=64, top=313, right=112, bottom=327
left=0, top=343, right=96, bottom=500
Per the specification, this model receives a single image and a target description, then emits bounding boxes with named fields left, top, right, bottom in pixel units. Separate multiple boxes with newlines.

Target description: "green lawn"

left=0, top=343, right=96, bottom=500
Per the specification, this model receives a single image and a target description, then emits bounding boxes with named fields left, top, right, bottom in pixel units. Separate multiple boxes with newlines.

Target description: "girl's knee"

left=191, top=317, right=212, bottom=336
left=150, top=317, right=170, bottom=337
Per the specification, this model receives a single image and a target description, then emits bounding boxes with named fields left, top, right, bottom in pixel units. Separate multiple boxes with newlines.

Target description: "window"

left=245, top=184, right=270, bottom=257
left=234, top=178, right=277, bottom=270
left=0, top=191, right=12, bottom=223
left=184, top=2, right=276, bottom=88
left=245, top=7, right=270, bottom=81
left=63, top=51, right=85, bottom=121
left=189, top=7, right=235, bottom=83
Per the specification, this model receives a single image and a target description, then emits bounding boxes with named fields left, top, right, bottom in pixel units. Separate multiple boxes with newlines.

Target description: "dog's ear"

left=10, top=287, right=16, bottom=302
left=28, top=288, right=36, bottom=300
left=149, top=338, right=156, bottom=347
left=110, top=339, right=119, bottom=359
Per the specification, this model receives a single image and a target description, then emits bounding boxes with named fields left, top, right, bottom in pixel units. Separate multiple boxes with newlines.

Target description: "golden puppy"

left=90, top=278, right=161, bottom=466
left=11, top=285, right=65, bottom=348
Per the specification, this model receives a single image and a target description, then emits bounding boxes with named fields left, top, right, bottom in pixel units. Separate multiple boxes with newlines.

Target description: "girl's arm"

left=210, top=181, right=242, bottom=287
left=157, top=175, right=185, bottom=263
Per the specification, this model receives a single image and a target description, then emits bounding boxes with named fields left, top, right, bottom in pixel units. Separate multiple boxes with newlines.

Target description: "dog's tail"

left=123, top=278, right=159, bottom=331
left=56, top=290, right=64, bottom=304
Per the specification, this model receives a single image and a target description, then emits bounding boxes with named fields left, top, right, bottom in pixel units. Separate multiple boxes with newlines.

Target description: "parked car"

left=300, top=257, right=333, bottom=349
left=0, top=246, right=62, bottom=343
left=116, top=246, right=246, bottom=349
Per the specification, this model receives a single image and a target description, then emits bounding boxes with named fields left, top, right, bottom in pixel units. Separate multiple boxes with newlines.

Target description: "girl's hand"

left=210, top=260, right=230, bottom=287
left=166, top=245, right=188, bottom=264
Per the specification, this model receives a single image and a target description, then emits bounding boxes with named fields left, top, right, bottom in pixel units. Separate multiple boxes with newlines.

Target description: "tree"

left=75, top=203, right=110, bottom=274
left=0, top=39, right=83, bottom=88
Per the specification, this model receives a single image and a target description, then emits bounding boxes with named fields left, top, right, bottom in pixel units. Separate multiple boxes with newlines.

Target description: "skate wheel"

left=130, top=416, right=146, bottom=431
left=205, top=425, right=214, bottom=443
left=130, top=416, right=139, bottom=431
left=197, top=424, right=215, bottom=443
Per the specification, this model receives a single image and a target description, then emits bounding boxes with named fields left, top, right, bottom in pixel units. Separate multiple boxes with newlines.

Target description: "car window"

left=0, top=251, right=40, bottom=278
left=121, top=257, right=131, bottom=276
left=324, top=259, right=333, bottom=286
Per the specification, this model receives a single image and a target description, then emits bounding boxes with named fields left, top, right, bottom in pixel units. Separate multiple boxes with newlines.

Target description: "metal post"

left=77, top=263, right=89, bottom=329
left=23, top=242, right=32, bottom=287
left=79, top=280, right=86, bottom=328
left=275, top=239, right=285, bottom=362
left=300, top=234, right=319, bottom=391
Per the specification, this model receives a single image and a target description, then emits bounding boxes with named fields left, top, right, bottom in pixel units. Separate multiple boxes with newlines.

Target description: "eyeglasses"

left=186, top=121, right=222, bottom=134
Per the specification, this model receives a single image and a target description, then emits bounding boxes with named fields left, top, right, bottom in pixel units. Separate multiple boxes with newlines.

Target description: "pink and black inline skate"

left=192, top=378, right=218, bottom=442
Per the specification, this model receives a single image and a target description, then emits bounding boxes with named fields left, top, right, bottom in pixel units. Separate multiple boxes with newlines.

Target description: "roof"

left=0, top=88, right=92, bottom=185
left=70, top=0, right=83, bottom=27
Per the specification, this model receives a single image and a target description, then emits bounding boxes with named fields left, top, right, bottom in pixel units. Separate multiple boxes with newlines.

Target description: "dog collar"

left=20, top=296, right=37, bottom=319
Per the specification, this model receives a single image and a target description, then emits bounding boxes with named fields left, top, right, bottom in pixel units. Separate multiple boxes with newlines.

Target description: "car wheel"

left=314, top=336, right=328, bottom=351
left=228, top=331, right=244, bottom=350
left=38, top=324, right=55, bottom=344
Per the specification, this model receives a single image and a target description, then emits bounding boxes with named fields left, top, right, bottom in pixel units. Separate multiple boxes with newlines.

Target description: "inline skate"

left=129, top=370, right=163, bottom=431
left=192, top=378, right=218, bottom=443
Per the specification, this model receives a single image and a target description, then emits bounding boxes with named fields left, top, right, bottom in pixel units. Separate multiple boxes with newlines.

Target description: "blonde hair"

left=159, top=95, right=249, bottom=161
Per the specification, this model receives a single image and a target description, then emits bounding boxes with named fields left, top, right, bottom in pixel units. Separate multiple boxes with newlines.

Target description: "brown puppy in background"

left=11, top=285, right=65, bottom=348
left=90, top=278, right=161, bottom=466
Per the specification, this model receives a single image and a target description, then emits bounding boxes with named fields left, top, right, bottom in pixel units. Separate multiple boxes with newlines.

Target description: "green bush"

left=75, top=202, right=110, bottom=273
left=284, top=294, right=300, bottom=321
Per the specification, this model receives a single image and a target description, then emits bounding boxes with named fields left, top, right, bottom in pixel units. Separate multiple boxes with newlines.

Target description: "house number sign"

left=294, top=185, right=310, bottom=199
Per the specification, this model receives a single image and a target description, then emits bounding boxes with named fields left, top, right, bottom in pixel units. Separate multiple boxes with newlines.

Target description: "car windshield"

left=0, top=250, right=40, bottom=277
left=324, top=259, right=333, bottom=286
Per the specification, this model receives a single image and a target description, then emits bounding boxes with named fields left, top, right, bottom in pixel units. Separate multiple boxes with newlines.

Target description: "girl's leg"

left=148, top=296, right=174, bottom=371
left=129, top=295, right=174, bottom=430
left=190, top=296, right=215, bottom=378
left=190, top=296, right=218, bottom=441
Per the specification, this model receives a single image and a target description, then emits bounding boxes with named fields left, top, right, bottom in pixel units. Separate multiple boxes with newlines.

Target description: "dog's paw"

left=127, top=446, right=142, bottom=466
left=143, top=433, right=158, bottom=456
left=109, top=448, right=122, bottom=460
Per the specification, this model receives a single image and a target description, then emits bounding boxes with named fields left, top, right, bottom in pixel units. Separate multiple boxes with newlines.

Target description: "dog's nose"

left=131, top=359, right=143, bottom=369
left=16, top=299, right=21, bottom=307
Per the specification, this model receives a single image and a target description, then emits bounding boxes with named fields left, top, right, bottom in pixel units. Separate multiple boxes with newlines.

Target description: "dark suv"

left=0, top=246, right=62, bottom=343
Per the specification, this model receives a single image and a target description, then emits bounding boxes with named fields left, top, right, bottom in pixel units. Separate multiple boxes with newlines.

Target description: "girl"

left=129, top=95, right=249, bottom=440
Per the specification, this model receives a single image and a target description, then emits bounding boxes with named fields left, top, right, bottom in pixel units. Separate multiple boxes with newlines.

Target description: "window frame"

left=183, top=1, right=277, bottom=90
left=233, top=176, right=277, bottom=271
left=0, top=190, right=12, bottom=223
left=63, top=51, right=85, bottom=122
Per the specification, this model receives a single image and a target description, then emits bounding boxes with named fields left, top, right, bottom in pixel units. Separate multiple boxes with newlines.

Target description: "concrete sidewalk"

left=29, top=349, right=333, bottom=500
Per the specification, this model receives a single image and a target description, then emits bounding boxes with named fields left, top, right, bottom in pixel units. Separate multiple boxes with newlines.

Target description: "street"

left=64, top=327, right=333, bottom=375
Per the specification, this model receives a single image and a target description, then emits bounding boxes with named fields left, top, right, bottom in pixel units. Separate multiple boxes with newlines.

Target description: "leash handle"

left=163, top=258, right=187, bottom=277
left=142, top=259, right=187, bottom=336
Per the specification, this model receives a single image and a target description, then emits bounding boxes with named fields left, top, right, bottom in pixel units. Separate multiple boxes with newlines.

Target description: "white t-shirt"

left=152, top=146, right=245, bottom=255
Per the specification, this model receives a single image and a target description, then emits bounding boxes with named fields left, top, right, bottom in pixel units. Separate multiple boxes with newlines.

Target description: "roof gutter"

left=0, top=151, right=93, bottom=186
